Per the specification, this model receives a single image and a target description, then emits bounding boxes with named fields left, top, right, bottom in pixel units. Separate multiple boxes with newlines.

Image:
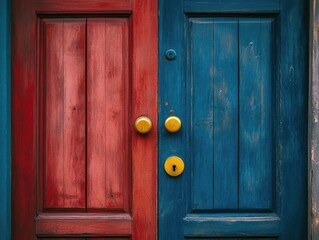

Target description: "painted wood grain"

left=311, top=0, right=319, bottom=238
left=213, top=18, right=239, bottom=210
left=239, top=18, right=274, bottom=210
left=189, top=18, right=273, bottom=212
left=12, top=0, right=38, bottom=238
left=43, top=19, right=86, bottom=209
left=36, top=216, right=132, bottom=235
left=190, top=19, right=214, bottom=210
left=184, top=0, right=280, bottom=13
left=160, top=0, right=308, bottom=237
left=159, top=0, right=185, bottom=238
left=183, top=214, right=280, bottom=236
left=0, top=0, right=11, bottom=239
left=13, top=0, right=157, bottom=237
left=279, top=0, right=309, bottom=238
left=0, top=0, right=11, bottom=238
left=87, top=18, right=130, bottom=211
left=132, top=0, right=158, bottom=239
left=35, top=0, right=131, bottom=13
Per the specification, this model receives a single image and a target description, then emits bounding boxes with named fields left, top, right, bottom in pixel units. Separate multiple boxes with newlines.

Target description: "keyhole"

left=172, top=165, right=177, bottom=172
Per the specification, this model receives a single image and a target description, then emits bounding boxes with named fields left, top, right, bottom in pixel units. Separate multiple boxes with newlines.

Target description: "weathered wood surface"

left=87, top=18, right=130, bottom=211
left=12, top=0, right=157, bottom=239
left=42, top=18, right=87, bottom=209
left=0, top=0, right=11, bottom=239
left=159, top=0, right=308, bottom=238
left=311, top=0, right=319, bottom=238
left=184, top=0, right=280, bottom=12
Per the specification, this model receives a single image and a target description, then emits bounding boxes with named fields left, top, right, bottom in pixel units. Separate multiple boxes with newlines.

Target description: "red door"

left=12, top=1, right=157, bottom=239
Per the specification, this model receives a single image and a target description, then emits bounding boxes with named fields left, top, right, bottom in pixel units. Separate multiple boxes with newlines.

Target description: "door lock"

left=164, top=156, right=184, bottom=177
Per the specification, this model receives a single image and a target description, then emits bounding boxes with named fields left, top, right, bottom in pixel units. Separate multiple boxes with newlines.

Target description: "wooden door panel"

left=189, top=17, right=274, bottom=213
left=87, top=18, right=130, bottom=211
left=41, top=18, right=87, bottom=210
left=40, top=17, right=131, bottom=212
left=37, top=16, right=132, bottom=234
left=12, top=0, right=157, bottom=239
left=159, top=0, right=308, bottom=238
left=190, top=18, right=239, bottom=210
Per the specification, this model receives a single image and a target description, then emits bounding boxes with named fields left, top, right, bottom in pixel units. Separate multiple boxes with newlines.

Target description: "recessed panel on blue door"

left=189, top=17, right=274, bottom=212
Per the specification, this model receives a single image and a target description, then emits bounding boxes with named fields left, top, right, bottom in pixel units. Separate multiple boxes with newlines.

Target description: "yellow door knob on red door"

left=164, top=156, right=184, bottom=177
left=134, top=116, right=152, bottom=134
left=165, top=116, right=182, bottom=133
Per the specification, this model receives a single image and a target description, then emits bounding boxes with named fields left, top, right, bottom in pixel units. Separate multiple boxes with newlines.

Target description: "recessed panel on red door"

left=39, top=17, right=130, bottom=213
left=41, top=18, right=87, bottom=210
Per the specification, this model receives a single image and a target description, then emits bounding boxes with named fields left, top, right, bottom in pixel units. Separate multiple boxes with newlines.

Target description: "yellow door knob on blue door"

left=165, top=116, right=182, bottom=133
left=134, top=116, right=152, bottom=134
left=164, top=156, right=184, bottom=177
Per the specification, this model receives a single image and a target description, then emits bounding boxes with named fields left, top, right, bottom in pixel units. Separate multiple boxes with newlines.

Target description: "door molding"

left=310, top=0, right=319, bottom=238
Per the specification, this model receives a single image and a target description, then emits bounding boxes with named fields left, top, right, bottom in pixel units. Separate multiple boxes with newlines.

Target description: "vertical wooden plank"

left=213, top=18, right=239, bottom=209
left=0, top=0, right=11, bottom=238
left=87, top=18, right=107, bottom=210
left=87, top=18, right=129, bottom=211
left=63, top=19, right=86, bottom=208
left=12, top=0, right=37, bottom=238
left=280, top=0, right=309, bottom=238
left=158, top=0, right=185, bottom=237
left=44, top=19, right=86, bottom=209
left=311, top=0, right=319, bottom=238
left=43, top=19, right=64, bottom=209
left=190, top=19, right=214, bottom=210
left=132, top=0, right=158, bottom=239
left=239, top=19, right=273, bottom=210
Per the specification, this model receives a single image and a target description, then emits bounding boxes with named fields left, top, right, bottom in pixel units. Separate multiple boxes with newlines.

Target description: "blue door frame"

left=0, top=0, right=11, bottom=239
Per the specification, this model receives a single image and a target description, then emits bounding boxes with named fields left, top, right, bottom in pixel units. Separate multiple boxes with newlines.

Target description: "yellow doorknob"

left=134, top=116, right=152, bottom=134
left=164, top=156, right=184, bottom=177
left=165, top=116, right=182, bottom=133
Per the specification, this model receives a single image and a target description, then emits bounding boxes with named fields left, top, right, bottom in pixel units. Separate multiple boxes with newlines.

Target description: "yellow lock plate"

left=134, top=116, right=152, bottom=134
left=165, top=116, right=182, bottom=133
left=164, top=156, right=184, bottom=177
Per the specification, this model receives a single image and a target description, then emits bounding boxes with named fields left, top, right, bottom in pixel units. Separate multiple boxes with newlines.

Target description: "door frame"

left=11, top=0, right=157, bottom=239
left=310, top=0, right=319, bottom=238
left=0, top=0, right=11, bottom=238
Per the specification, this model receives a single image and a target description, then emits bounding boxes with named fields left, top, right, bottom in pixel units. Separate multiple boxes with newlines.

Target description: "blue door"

left=159, top=0, right=308, bottom=239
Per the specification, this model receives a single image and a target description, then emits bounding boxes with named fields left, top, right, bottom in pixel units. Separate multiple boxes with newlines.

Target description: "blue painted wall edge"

left=0, top=0, right=11, bottom=239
